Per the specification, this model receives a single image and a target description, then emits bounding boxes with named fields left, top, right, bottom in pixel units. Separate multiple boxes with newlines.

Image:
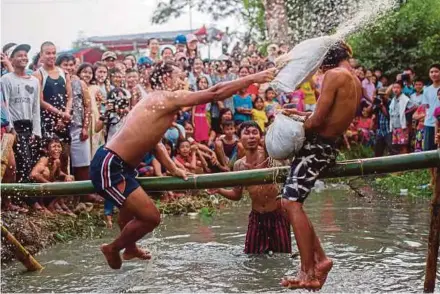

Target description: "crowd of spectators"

left=1, top=34, right=439, bottom=226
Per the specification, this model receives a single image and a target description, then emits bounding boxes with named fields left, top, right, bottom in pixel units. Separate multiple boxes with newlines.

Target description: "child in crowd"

left=233, top=87, right=253, bottom=124
left=357, top=106, right=375, bottom=146
left=219, top=108, right=233, bottom=126
left=389, top=81, right=417, bottom=154
left=30, top=137, right=75, bottom=216
left=264, top=87, right=280, bottom=118
left=192, top=77, right=210, bottom=143
left=411, top=79, right=424, bottom=106
left=413, top=103, right=426, bottom=152
left=174, top=139, right=198, bottom=173
left=252, top=97, right=268, bottom=133
left=215, top=120, right=241, bottom=171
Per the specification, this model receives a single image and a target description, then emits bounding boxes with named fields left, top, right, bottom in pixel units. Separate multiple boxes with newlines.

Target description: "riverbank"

left=1, top=194, right=232, bottom=265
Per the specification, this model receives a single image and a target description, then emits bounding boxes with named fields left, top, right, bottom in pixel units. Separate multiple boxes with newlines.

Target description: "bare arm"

left=171, top=69, right=276, bottom=110
left=304, top=70, right=342, bottom=132
left=210, top=160, right=245, bottom=201
left=64, top=73, right=73, bottom=115
left=80, top=81, right=91, bottom=130
left=30, top=157, right=51, bottom=183
left=153, top=142, right=179, bottom=174
left=152, top=158, right=163, bottom=177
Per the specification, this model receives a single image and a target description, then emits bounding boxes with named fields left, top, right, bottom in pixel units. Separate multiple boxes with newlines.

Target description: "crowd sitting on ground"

left=1, top=34, right=440, bottom=227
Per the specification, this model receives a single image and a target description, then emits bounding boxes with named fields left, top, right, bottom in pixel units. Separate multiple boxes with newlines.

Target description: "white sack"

left=265, top=114, right=305, bottom=160
left=271, top=35, right=339, bottom=93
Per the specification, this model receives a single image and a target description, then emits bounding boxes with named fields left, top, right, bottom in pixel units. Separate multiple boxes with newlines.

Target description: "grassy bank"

left=336, top=144, right=433, bottom=198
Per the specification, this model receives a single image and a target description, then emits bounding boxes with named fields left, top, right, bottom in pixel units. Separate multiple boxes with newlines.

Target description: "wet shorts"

left=282, top=134, right=338, bottom=203
left=245, top=209, right=291, bottom=254
left=90, top=146, right=139, bottom=208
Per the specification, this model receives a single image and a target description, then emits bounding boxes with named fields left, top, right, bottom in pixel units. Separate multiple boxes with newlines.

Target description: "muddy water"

left=2, top=189, right=439, bottom=293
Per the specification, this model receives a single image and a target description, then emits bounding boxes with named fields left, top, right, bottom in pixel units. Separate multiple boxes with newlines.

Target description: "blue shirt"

left=233, top=94, right=253, bottom=122
left=422, top=84, right=440, bottom=127
left=403, top=84, right=416, bottom=97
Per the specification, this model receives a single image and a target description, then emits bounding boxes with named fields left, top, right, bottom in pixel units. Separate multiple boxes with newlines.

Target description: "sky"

left=1, top=0, right=239, bottom=58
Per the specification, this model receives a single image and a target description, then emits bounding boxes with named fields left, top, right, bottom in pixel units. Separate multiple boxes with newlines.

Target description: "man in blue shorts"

left=279, top=42, right=362, bottom=290
left=90, top=61, right=276, bottom=269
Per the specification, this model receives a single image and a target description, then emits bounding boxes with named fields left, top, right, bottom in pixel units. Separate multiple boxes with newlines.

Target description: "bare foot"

left=281, top=271, right=321, bottom=290
left=122, top=245, right=152, bottom=261
left=315, top=258, right=333, bottom=288
left=100, top=244, right=122, bottom=269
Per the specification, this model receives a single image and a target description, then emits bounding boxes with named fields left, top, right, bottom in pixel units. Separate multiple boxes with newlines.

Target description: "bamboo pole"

left=1, top=150, right=440, bottom=197
left=1, top=224, right=44, bottom=272
left=424, top=167, right=440, bottom=293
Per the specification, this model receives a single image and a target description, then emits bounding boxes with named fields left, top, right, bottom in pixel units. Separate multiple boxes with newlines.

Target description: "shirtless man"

left=210, top=121, right=291, bottom=254
left=89, top=61, right=275, bottom=269
left=279, top=41, right=361, bottom=290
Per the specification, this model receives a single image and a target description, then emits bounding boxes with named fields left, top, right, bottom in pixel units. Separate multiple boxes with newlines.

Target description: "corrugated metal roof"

left=87, top=29, right=195, bottom=43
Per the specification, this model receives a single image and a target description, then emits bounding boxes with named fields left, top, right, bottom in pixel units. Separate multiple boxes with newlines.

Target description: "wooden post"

left=1, top=225, right=44, bottom=272
left=424, top=167, right=440, bottom=292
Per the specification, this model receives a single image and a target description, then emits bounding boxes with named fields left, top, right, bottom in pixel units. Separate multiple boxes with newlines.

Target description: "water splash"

left=334, top=0, right=399, bottom=40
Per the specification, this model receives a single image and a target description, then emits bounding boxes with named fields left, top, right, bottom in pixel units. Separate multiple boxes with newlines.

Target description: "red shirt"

left=247, top=84, right=259, bottom=97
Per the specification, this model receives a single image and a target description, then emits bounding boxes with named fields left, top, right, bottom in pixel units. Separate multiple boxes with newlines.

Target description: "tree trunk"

left=262, top=0, right=290, bottom=45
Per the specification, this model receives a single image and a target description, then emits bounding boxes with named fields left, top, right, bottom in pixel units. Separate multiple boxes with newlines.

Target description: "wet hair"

left=77, top=62, right=94, bottom=77
left=44, top=135, right=62, bottom=154
left=55, top=54, right=75, bottom=66
left=238, top=120, right=262, bottom=137
left=40, top=41, right=55, bottom=52
left=429, top=64, right=440, bottom=71
left=149, top=61, right=177, bottom=90
left=321, top=41, right=353, bottom=69
left=109, top=67, right=123, bottom=78
left=221, top=120, right=235, bottom=128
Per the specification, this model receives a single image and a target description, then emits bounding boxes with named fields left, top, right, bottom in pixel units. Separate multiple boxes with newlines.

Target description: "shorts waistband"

left=103, top=146, right=135, bottom=170
left=306, top=133, right=336, bottom=147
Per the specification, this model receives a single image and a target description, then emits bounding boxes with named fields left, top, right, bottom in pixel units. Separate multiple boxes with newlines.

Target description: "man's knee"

left=281, top=198, right=303, bottom=212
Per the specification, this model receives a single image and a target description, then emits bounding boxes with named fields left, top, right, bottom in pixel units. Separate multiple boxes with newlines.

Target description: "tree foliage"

left=348, top=0, right=440, bottom=80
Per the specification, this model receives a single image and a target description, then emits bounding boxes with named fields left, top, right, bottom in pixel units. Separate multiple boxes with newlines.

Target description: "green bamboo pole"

left=2, top=150, right=440, bottom=197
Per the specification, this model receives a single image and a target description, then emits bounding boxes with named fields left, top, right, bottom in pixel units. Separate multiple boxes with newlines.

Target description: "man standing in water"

left=210, top=121, right=291, bottom=254
left=279, top=41, right=361, bottom=290
left=90, top=61, right=275, bottom=269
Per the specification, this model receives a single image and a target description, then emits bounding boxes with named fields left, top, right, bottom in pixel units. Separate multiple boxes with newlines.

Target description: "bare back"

left=313, top=67, right=362, bottom=139
left=106, top=91, right=178, bottom=167
left=234, top=151, right=280, bottom=213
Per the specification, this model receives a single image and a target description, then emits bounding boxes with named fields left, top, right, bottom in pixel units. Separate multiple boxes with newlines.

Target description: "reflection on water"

left=2, top=189, right=439, bottom=293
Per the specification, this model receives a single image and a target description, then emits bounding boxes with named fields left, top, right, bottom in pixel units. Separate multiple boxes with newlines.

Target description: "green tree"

left=349, top=0, right=440, bottom=80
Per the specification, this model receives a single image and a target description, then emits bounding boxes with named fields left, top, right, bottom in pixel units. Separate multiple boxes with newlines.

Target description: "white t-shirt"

left=422, top=84, right=440, bottom=127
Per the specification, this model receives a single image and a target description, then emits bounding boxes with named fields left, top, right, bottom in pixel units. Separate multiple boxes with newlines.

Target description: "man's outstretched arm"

left=172, top=68, right=276, bottom=109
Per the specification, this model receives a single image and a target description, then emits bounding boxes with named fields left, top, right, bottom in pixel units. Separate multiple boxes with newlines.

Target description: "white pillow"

left=265, top=114, right=306, bottom=160
left=271, top=35, right=339, bottom=93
